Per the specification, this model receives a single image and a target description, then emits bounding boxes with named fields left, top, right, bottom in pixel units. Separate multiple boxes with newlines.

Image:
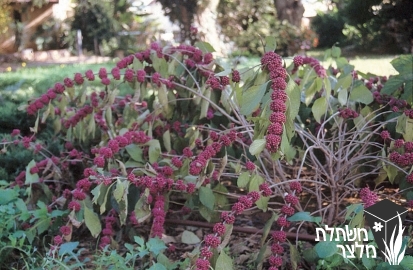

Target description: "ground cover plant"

left=0, top=39, right=412, bottom=269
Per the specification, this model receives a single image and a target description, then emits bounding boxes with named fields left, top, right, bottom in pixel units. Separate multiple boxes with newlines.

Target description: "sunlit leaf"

left=25, top=159, right=39, bottom=185
left=240, top=81, right=269, bottom=115
left=312, top=97, right=327, bottom=123
left=195, top=41, right=215, bottom=53
left=264, top=36, right=277, bottom=52
left=249, top=139, right=266, bottom=156
left=199, top=186, right=215, bottom=210
left=215, top=250, right=233, bottom=269
left=237, top=172, right=251, bottom=188
left=181, top=230, right=201, bottom=244
left=349, top=83, right=373, bottom=104
left=84, top=206, right=102, bottom=237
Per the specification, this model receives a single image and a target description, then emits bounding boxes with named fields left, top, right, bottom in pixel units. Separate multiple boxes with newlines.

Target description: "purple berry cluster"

left=189, top=131, right=237, bottom=176
left=195, top=191, right=261, bottom=270
left=261, top=52, right=288, bottom=153
left=373, top=91, right=410, bottom=113
left=359, top=187, right=378, bottom=208
left=292, top=55, right=327, bottom=78
left=380, top=132, right=413, bottom=197
left=267, top=181, right=302, bottom=270
left=388, top=138, right=413, bottom=177
left=364, top=76, right=386, bottom=91
left=338, top=108, right=359, bottom=119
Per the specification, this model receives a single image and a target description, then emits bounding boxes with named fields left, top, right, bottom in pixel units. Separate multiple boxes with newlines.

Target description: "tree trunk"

left=195, top=0, right=226, bottom=55
left=273, top=0, right=304, bottom=27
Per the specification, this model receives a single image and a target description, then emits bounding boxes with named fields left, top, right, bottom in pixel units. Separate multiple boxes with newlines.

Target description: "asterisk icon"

left=373, top=222, right=383, bottom=232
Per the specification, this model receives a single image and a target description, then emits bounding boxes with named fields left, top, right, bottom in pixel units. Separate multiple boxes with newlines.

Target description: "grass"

left=307, top=50, right=400, bottom=76
left=234, top=51, right=402, bottom=76
left=0, top=61, right=116, bottom=101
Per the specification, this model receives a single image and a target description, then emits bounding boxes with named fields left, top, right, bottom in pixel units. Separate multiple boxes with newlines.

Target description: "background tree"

left=218, top=0, right=311, bottom=56
left=71, top=0, right=116, bottom=54
left=156, top=0, right=226, bottom=54
left=312, top=0, right=413, bottom=53
left=343, top=0, right=412, bottom=53
left=0, top=0, right=12, bottom=35
left=70, top=0, right=150, bottom=55
left=273, top=0, right=305, bottom=27
left=311, top=7, right=346, bottom=48
left=157, top=0, right=307, bottom=56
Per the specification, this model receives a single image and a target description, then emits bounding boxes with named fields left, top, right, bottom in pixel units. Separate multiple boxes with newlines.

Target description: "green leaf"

left=163, top=129, right=171, bottom=152
left=304, top=77, right=322, bottom=105
left=147, top=139, right=161, bottom=164
left=213, top=184, right=229, bottom=209
left=199, top=186, right=215, bottom=210
left=215, top=69, right=232, bottom=77
left=237, top=172, right=251, bottom=188
left=36, top=218, right=51, bottom=235
left=151, top=56, right=168, bottom=78
left=334, top=73, right=352, bottom=92
left=289, top=243, right=301, bottom=270
left=323, top=76, right=332, bottom=101
left=0, top=188, right=18, bottom=204
left=134, top=236, right=145, bottom=246
left=303, top=248, right=318, bottom=263
left=331, top=46, right=341, bottom=58
left=105, top=106, right=112, bottom=126
left=396, top=112, right=407, bottom=135
left=84, top=206, right=102, bottom=237
left=403, top=118, right=413, bottom=142
left=125, top=144, right=143, bottom=162
left=287, top=212, right=322, bottom=223
left=181, top=230, right=201, bottom=244
left=314, top=241, right=338, bottom=259
left=157, top=253, right=179, bottom=270
left=220, top=86, right=232, bottom=113
left=158, top=84, right=172, bottom=118
left=195, top=41, right=215, bottom=53
left=338, top=88, right=348, bottom=106
left=381, top=75, right=404, bottom=95
left=113, top=178, right=126, bottom=202
left=59, top=242, right=79, bottom=256
left=349, top=209, right=364, bottom=230
left=286, top=79, right=301, bottom=121
left=400, top=256, right=413, bottom=269
left=335, top=57, right=349, bottom=69
left=361, top=254, right=376, bottom=269
left=391, top=54, right=413, bottom=75
left=148, top=263, right=167, bottom=270
left=200, top=88, right=211, bottom=119
left=25, top=159, right=39, bottom=184
left=240, top=81, right=269, bottom=115
left=249, top=139, right=266, bottom=156
left=345, top=204, right=363, bottom=221
left=147, top=237, right=167, bottom=256
left=199, top=205, right=216, bottom=222
left=349, top=83, right=373, bottom=104
left=215, top=250, right=233, bottom=270
left=383, top=164, right=399, bottom=184
left=280, top=130, right=296, bottom=162
left=260, top=212, right=277, bottom=246
left=324, top=48, right=331, bottom=60
left=312, top=97, right=327, bottom=123
left=249, top=174, right=269, bottom=211
left=264, top=36, right=277, bottom=52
